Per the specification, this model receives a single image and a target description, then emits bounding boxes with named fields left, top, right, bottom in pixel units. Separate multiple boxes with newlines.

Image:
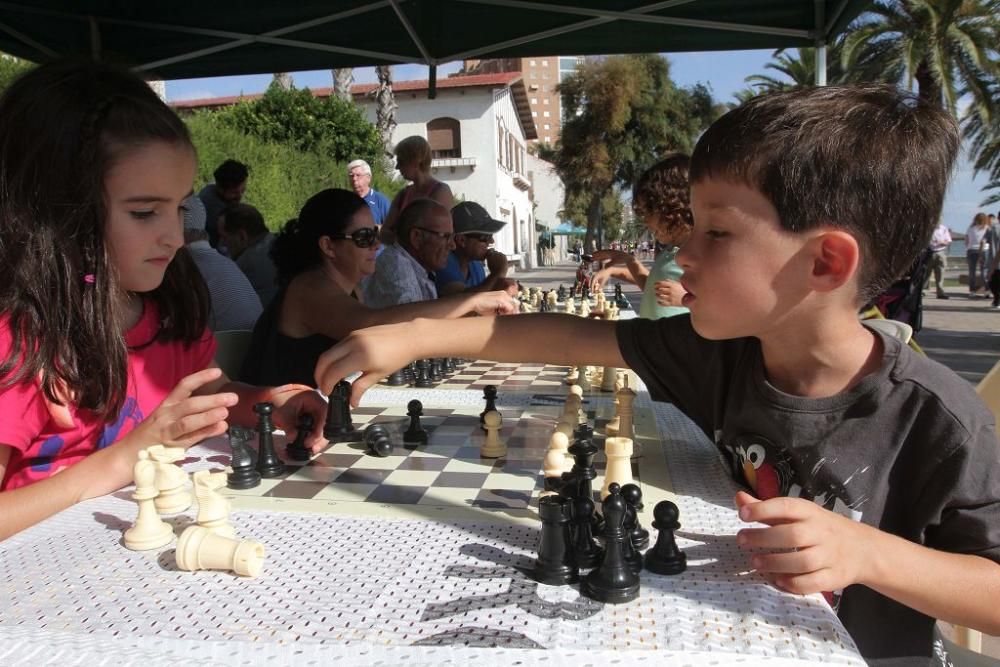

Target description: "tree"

left=271, top=72, right=293, bottom=91
left=841, top=1, right=1000, bottom=116
left=215, top=82, right=383, bottom=166
left=331, top=68, right=354, bottom=102
left=374, top=65, right=397, bottom=167
left=745, top=44, right=851, bottom=94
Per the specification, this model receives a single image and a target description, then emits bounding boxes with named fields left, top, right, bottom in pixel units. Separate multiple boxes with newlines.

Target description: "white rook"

left=602, top=436, right=634, bottom=498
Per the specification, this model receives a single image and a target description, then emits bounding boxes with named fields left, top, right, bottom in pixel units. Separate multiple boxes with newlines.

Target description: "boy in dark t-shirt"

left=315, top=85, right=1000, bottom=664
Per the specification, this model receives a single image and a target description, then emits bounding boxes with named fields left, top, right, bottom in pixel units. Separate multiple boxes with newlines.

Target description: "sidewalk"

left=518, top=260, right=1000, bottom=384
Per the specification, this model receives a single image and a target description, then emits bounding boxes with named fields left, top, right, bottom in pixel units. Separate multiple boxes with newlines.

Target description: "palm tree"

left=745, top=42, right=855, bottom=96
left=331, top=68, right=353, bottom=102
left=374, top=65, right=397, bottom=165
left=840, top=0, right=1000, bottom=117
left=271, top=72, right=293, bottom=90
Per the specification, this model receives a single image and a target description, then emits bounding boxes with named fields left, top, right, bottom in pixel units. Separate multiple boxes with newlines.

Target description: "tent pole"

left=89, top=16, right=100, bottom=60
left=429, top=64, right=437, bottom=99
left=814, top=0, right=826, bottom=86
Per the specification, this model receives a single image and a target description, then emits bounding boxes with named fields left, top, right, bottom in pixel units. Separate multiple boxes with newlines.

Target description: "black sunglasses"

left=463, top=233, right=494, bottom=243
left=329, top=227, right=379, bottom=248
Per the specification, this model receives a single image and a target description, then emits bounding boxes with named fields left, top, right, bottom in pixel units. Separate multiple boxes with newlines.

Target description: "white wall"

left=355, top=85, right=536, bottom=268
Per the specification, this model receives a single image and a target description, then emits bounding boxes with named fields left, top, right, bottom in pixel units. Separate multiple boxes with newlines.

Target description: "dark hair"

left=213, top=159, right=248, bottom=189
left=396, top=198, right=450, bottom=251
left=633, top=153, right=693, bottom=239
left=270, top=188, right=368, bottom=285
left=690, top=85, right=959, bottom=303
left=0, top=60, right=209, bottom=420
left=222, top=203, right=268, bottom=237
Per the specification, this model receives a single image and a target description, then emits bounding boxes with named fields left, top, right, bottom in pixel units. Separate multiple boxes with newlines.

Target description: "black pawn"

left=364, top=423, right=393, bottom=457
left=621, top=501, right=644, bottom=575
left=533, top=495, right=579, bottom=585
left=415, top=359, right=433, bottom=388
left=644, top=500, right=687, bottom=575
left=571, top=496, right=605, bottom=569
left=285, top=413, right=313, bottom=462
left=621, top=483, right=650, bottom=551
left=479, top=384, right=498, bottom=430
left=227, top=430, right=261, bottom=490
left=431, top=358, right=443, bottom=382
left=386, top=368, right=407, bottom=386
left=324, top=380, right=360, bottom=443
left=253, top=402, right=286, bottom=478
left=404, top=361, right=417, bottom=386
left=404, top=399, right=428, bottom=445
left=581, top=483, right=640, bottom=603
left=557, top=284, right=566, bottom=302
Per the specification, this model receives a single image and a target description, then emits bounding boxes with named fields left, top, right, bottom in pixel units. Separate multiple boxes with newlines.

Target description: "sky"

left=165, top=49, right=992, bottom=233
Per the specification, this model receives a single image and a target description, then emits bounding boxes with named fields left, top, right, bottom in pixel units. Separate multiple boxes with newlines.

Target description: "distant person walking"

left=927, top=222, right=952, bottom=299
left=966, top=213, right=991, bottom=295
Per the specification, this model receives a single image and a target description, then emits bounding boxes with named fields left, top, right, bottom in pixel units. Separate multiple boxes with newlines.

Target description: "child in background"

left=316, top=86, right=1000, bottom=663
left=0, top=61, right=327, bottom=540
left=591, top=153, right=692, bottom=319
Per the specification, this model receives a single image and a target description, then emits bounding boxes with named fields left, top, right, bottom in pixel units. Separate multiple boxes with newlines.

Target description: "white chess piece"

left=600, top=365, right=617, bottom=392
left=617, top=383, right=637, bottom=441
left=543, top=431, right=571, bottom=478
left=147, top=445, right=192, bottom=515
left=577, top=366, right=592, bottom=391
left=565, top=366, right=579, bottom=384
left=601, top=437, right=634, bottom=498
left=175, top=525, right=266, bottom=577
left=480, top=410, right=506, bottom=458
left=578, top=299, right=591, bottom=318
left=193, top=470, right=236, bottom=539
left=564, top=297, right=575, bottom=314
left=123, top=449, right=175, bottom=551
left=554, top=415, right=575, bottom=440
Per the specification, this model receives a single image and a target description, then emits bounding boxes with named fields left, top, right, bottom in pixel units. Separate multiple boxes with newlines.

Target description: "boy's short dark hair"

left=213, top=159, right=249, bottom=189
left=222, top=203, right=267, bottom=237
left=690, top=85, right=959, bottom=303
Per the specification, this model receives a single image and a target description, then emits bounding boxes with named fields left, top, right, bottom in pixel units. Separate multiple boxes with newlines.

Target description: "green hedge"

left=185, top=111, right=401, bottom=230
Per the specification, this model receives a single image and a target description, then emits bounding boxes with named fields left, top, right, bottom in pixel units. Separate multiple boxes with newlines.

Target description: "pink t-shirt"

left=0, top=301, right=216, bottom=490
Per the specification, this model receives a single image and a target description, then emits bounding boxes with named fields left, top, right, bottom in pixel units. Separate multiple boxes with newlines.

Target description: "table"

left=0, top=365, right=864, bottom=666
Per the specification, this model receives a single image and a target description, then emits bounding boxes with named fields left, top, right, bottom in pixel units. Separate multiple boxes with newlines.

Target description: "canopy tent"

left=0, top=1, right=870, bottom=82
left=550, top=223, right=586, bottom=236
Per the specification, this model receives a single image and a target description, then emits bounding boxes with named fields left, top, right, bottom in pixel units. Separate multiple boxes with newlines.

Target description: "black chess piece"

left=621, top=483, right=650, bottom=551
left=404, top=361, right=416, bottom=386
left=226, top=429, right=261, bottom=490
left=479, top=384, right=498, bottom=430
left=644, top=500, right=687, bottom=575
left=517, top=280, right=525, bottom=293
left=557, top=284, right=566, bottom=302
left=581, top=483, right=640, bottom=603
left=415, top=359, right=433, bottom=388
left=571, top=496, right=605, bottom=569
left=566, top=424, right=597, bottom=502
left=386, top=368, right=407, bottom=386
left=532, top=495, right=579, bottom=585
left=621, top=501, right=644, bottom=575
left=404, top=399, right=429, bottom=445
left=364, top=423, right=393, bottom=457
left=539, top=297, right=549, bottom=313
left=430, top=358, right=443, bottom=382
left=285, top=413, right=314, bottom=462
left=253, top=402, right=286, bottom=478
left=324, top=380, right=361, bottom=443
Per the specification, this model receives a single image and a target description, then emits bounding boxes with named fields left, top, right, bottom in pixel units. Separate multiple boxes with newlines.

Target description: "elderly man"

left=218, top=203, right=278, bottom=308
left=198, top=159, right=249, bottom=249
left=436, top=201, right=516, bottom=297
left=183, top=196, right=262, bottom=331
left=348, top=158, right=391, bottom=225
left=364, top=198, right=454, bottom=308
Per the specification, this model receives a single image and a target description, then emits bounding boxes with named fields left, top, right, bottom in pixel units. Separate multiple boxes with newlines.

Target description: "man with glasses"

left=364, top=198, right=455, bottom=308
left=347, top=159, right=390, bottom=225
left=436, top=202, right=516, bottom=297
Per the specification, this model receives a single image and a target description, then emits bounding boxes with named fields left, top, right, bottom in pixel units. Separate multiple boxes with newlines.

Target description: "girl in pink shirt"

left=0, top=61, right=327, bottom=540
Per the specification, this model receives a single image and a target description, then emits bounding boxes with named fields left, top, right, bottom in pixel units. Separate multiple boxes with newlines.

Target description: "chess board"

left=379, top=360, right=636, bottom=396
left=188, top=402, right=671, bottom=525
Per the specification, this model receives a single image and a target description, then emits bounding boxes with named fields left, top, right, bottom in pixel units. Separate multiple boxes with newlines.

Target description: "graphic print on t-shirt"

left=96, top=396, right=143, bottom=449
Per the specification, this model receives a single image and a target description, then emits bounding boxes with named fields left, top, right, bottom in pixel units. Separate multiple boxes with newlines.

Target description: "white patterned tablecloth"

left=0, top=390, right=863, bottom=665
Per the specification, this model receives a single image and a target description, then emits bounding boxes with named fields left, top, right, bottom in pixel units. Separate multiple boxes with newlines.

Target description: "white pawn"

left=601, top=437, right=634, bottom=498
left=565, top=366, right=579, bottom=384
left=600, top=365, right=617, bottom=392
left=175, top=525, right=266, bottom=577
left=577, top=366, right=592, bottom=391
left=579, top=299, right=591, bottom=318
left=564, top=297, right=575, bottom=314
left=480, top=410, right=506, bottom=458
left=148, top=445, right=191, bottom=515
left=193, top=470, right=236, bottom=539
left=543, top=431, right=571, bottom=478
left=124, top=449, right=175, bottom=551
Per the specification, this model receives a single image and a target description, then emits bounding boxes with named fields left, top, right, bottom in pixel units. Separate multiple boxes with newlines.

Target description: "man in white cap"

left=183, top=196, right=262, bottom=331
left=436, top=202, right=516, bottom=297
left=347, top=159, right=391, bottom=225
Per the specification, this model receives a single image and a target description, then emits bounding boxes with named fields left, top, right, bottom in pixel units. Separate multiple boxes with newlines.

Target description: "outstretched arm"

left=315, top=313, right=625, bottom=403
left=592, top=249, right=649, bottom=290
left=735, top=492, right=1000, bottom=635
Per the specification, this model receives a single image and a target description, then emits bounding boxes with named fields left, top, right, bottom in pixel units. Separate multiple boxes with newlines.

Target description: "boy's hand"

left=735, top=490, right=875, bottom=595
left=654, top=279, right=687, bottom=307
left=132, top=368, right=237, bottom=449
left=267, top=387, right=328, bottom=452
left=591, top=268, right=613, bottom=292
left=315, top=323, right=416, bottom=403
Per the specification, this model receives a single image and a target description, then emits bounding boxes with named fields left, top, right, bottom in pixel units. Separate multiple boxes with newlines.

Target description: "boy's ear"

left=809, top=231, right=859, bottom=292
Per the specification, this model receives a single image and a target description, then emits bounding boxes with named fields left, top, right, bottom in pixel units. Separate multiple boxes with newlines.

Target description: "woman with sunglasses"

left=240, top=189, right=516, bottom=388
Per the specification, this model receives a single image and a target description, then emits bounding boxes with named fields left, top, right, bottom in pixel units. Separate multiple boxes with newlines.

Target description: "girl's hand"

left=654, top=279, right=687, bottom=307
left=734, top=491, right=874, bottom=595
left=131, top=368, right=237, bottom=449
left=471, top=291, right=520, bottom=316
left=268, top=387, right=329, bottom=452
left=591, top=268, right=613, bottom=292
left=591, top=249, right=633, bottom=267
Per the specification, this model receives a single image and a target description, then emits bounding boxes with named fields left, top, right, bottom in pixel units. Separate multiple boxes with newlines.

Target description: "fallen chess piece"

left=644, top=500, right=687, bottom=575
left=176, top=525, right=266, bottom=578
left=364, top=423, right=393, bottom=457
left=123, top=448, right=175, bottom=551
